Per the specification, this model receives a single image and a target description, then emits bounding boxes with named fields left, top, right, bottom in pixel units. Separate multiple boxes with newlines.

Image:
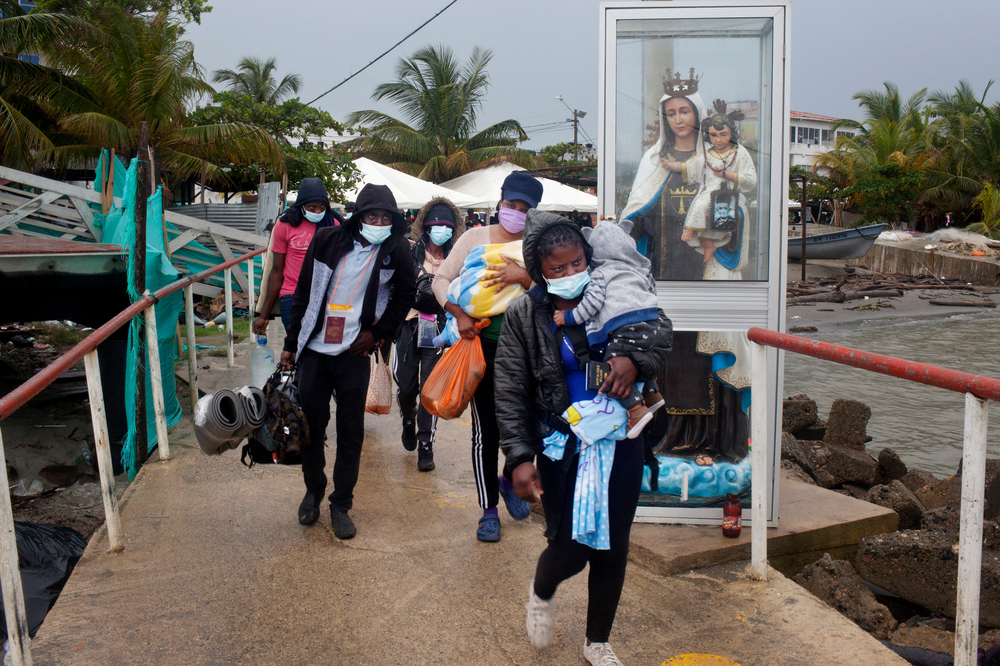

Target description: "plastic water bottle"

left=251, top=335, right=275, bottom=388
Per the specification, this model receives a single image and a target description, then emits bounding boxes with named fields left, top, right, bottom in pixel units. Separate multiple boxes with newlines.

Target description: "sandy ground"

left=785, top=258, right=999, bottom=328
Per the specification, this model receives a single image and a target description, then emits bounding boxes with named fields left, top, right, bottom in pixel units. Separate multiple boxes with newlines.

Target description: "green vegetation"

left=179, top=316, right=250, bottom=339
left=815, top=80, right=1000, bottom=232
left=346, top=45, right=535, bottom=182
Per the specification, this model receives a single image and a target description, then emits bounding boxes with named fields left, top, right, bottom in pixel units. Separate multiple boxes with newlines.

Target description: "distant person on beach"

left=254, top=178, right=343, bottom=334
left=280, top=184, right=415, bottom=540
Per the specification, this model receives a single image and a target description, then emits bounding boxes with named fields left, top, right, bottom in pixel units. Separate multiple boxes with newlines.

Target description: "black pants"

left=392, top=318, right=442, bottom=443
left=470, top=336, right=500, bottom=509
left=298, top=348, right=370, bottom=511
left=534, top=434, right=644, bottom=643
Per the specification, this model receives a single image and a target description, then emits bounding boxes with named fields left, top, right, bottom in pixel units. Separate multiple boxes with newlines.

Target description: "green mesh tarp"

left=97, top=152, right=183, bottom=479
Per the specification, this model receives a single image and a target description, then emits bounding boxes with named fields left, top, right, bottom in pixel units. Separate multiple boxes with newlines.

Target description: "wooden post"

left=144, top=291, right=170, bottom=461
left=248, top=256, right=256, bottom=322
left=281, top=172, right=288, bottom=209
left=225, top=268, right=234, bottom=367
left=749, top=341, right=768, bottom=581
left=954, top=392, right=989, bottom=666
left=184, top=285, right=198, bottom=414
left=0, top=427, right=34, bottom=666
left=102, top=148, right=116, bottom=216
left=82, top=351, right=124, bottom=553
left=200, top=160, right=207, bottom=205
left=135, top=123, right=149, bottom=467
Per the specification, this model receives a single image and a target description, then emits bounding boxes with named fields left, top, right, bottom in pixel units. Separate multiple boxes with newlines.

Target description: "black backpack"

left=241, top=367, right=308, bottom=467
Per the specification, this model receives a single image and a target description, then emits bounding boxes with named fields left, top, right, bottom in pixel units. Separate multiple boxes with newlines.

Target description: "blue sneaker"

left=498, top=475, right=531, bottom=521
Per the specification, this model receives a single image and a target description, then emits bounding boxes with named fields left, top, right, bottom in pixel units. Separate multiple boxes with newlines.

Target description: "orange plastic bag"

left=421, top=320, right=489, bottom=419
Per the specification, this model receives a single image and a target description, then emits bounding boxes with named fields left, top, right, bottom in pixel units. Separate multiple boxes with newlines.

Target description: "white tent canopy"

left=441, top=163, right=597, bottom=213
left=338, top=157, right=485, bottom=210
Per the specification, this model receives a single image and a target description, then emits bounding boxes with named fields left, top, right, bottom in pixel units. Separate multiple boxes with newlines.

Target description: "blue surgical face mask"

left=428, top=226, right=453, bottom=246
left=360, top=223, right=392, bottom=245
left=545, top=270, right=591, bottom=299
left=302, top=208, right=325, bottom=223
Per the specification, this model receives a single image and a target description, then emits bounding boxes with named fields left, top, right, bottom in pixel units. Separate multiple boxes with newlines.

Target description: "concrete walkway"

left=29, top=343, right=907, bottom=665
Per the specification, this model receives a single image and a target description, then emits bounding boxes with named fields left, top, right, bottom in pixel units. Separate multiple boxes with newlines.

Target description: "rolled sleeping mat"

left=234, top=386, right=266, bottom=439
left=193, top=389, right=246, bottom=455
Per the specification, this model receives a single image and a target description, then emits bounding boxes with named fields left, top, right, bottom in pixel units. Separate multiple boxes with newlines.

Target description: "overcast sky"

left=184, top=0, right=999, bottom=150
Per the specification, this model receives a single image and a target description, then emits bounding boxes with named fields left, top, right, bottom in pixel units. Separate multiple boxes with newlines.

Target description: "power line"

left=191, top=0, right=460, bottom=148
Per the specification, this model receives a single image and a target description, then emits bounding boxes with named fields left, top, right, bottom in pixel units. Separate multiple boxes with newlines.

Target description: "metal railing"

left=0, top=247, right=265, bottom=666
left=747, top=327, right=1000, bottom=666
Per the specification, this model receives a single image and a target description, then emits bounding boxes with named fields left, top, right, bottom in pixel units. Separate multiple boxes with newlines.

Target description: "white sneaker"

left=583, top=640, right=624, bottom=666
left=525, top=580, right=553, bottom=648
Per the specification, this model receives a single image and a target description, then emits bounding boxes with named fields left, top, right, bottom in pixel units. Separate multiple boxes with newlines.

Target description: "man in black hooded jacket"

left=281, top=183, right=415, bottom=539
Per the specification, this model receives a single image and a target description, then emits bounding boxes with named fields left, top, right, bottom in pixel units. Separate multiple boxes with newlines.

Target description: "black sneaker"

left=401, top=418, right=417, bottom=451
left=330, top=506, right=356, bottom=539
left=417, top=441, right=435, bottom=472
left=298, top=492, right=321, bottom=526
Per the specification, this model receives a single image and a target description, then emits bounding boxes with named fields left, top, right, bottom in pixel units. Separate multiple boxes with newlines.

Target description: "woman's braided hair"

left=536, top=223, right=584, bottom=262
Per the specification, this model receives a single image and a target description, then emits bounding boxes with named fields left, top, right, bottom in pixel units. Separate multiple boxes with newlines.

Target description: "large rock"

left=899, top=469, right=939, bottom=493
left=783, top=435, right=879, bottom=489
left=867, top=480, right=925, bottom=530
left=876, top=448, right=908, bottom=484
left=793, top=553, right=896, bottom=639
left=783, top=395, right=818, bottom=434
left=914, top=475, right=962, bottom=512
left=796, top=418, right=827, bottom=441
left=856, top=530, right=1000, bottom=628
left=920, top=505, right=1000, bottom=550
left=824, top=398, right=872, bottom=450
left=957, top=458, right=1000, bottom=521
left=780, top=458, right=816, bottom=485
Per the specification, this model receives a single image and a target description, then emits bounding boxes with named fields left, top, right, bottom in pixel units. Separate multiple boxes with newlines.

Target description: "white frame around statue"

left=598, top=1, right=791, bottom=525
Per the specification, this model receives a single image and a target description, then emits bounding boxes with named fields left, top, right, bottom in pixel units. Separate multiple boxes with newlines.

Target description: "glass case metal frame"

left=598, top=0, right=791, bottom=525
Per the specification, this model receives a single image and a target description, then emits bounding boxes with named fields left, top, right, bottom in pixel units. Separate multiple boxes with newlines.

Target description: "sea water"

left=782, top=308, right=1000, bottom=477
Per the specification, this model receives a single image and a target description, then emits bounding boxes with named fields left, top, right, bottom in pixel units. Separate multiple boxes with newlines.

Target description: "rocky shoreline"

left=782, top=393, right=1000, bottom=660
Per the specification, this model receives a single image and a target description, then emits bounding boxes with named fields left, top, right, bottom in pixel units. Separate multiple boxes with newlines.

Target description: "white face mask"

left=302, top=208, right=325, bottom=223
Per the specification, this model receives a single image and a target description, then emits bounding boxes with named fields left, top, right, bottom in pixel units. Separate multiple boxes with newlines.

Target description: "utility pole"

left=555, top=95, right=587, bottom=147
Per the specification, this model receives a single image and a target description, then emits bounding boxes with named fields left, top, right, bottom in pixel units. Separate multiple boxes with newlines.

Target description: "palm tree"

left=347, top=45, right=534, bottom=182
left=212, top=56, right=302, bottom=106
left=0, top=0, right=84, bottom=169
left=832, top=82, right=929, bottom=137
left=25, top=8, right=282, bottom=189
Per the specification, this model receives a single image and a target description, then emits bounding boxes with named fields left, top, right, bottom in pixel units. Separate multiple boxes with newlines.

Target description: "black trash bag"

left=879, top=640, right=953, bottom=666
left=0, top=522, right=87, bottom=639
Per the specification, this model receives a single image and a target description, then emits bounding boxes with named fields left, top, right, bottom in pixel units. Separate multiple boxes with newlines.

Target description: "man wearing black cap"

left=282, top=183, right=416, bottom=539
left=432, top=170, right=544, bottom=543
left=392, top=196, right=465, bottom=472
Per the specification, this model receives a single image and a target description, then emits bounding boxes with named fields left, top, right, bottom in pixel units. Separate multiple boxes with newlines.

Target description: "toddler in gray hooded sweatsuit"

left=553, top=219, right=666, bottom=431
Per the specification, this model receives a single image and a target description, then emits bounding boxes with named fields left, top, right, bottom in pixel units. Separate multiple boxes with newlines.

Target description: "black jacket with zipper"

left=495, top=211, right=672, bottom=478
left=284, top=221, right=415, bottom=357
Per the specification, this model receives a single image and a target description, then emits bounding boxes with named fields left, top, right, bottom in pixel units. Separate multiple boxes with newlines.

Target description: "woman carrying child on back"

left=496, top=211, right=671, bottom=665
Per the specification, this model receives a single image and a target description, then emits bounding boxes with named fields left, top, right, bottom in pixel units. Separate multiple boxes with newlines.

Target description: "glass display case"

left=598, top=1, right=790, bottom=524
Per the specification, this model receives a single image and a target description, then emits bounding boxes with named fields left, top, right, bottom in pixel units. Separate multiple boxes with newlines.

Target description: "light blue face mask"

left=546, top=270, right=591, bottom=299
left=302, top=208, right=326, bottom=223
left=360, top=223, right=392, bottom=245
left=428, top=226, right=453, bottom=246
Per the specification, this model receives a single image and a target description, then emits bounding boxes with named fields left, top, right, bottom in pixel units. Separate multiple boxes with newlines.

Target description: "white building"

left=789, top=111, right=857, bottom=169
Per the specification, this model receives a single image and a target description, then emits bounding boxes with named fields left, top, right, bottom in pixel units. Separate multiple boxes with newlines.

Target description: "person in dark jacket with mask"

left=281, top=183, right=416, bottom=539
left=393, top=197, right=465, bottom=471
left=253, top=177, right=343, bottom=334
left=495, top=211, right=672, bottom=666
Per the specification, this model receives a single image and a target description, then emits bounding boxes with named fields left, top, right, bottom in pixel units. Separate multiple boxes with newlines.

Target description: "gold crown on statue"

left=663, top=68, right=701, bottom=97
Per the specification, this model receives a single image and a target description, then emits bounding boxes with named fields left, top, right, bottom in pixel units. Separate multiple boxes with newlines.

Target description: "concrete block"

left=856, top=530, right=1000, bottom=628
left=920, top=505, right=1000, bottom=551
left=810, top=441, right=880, bottom=489
left=794, top=553, right=896, bottom=639
left=913, top=475, right=961, bottom=512
left=899, top=469, right=938, bottom=494
left=824, top=398, right=872, bottom=451
left=783, top=395, right=818, bottom=434
left=876, top=448, right=908, bottom=484
left=867, top=481, right=925, bottom=530
left=796, top=418, right=827, bottom=441
left=957, top=458, right=1000, bottom=521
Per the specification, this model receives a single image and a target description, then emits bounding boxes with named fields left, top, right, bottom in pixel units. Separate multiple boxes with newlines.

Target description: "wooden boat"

left=787, top=223, right=888, bottom=260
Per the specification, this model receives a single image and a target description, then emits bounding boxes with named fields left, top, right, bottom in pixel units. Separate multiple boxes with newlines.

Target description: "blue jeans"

left=279, top=295, right=294, bottom=332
